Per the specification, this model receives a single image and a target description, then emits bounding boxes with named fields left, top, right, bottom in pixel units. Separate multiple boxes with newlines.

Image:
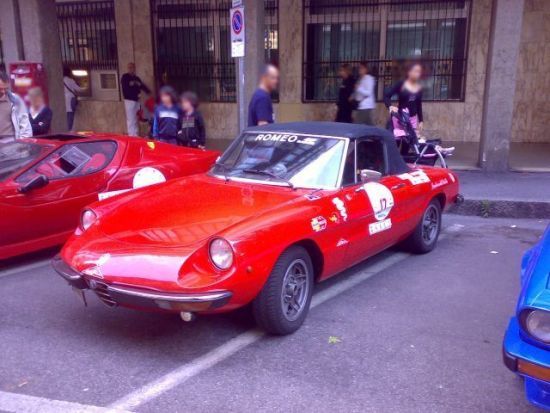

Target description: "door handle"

left=391, top=183, right=406, bottom=190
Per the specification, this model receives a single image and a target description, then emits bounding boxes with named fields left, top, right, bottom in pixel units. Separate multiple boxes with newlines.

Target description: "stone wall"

left=70, top=0, right=550, bottom=147
left=512, top=0, right=550, bottom=143
left=73, top=101, right=126, bottom=134
left=71, top=0, right=154, bottom=136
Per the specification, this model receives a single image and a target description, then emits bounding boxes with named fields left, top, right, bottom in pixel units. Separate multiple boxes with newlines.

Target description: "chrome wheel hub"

left=422, top=205, right=439, bottom=244
left=281, top=258, right=309, bottom=322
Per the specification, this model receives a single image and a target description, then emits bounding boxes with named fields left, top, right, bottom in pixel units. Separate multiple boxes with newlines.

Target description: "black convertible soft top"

left=245, top=121, right=409, bottom=175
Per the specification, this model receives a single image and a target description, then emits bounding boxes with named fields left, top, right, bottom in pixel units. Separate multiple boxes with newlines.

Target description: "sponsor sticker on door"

left=369, top=219, right=392, bottom=235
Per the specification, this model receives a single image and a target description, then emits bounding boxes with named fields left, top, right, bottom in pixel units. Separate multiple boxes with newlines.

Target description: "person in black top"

left=248, top=64, right=279, bottom=127
left=384, top=62, right=455, bottom=156
left=27, top=87, right=52, bottom=136
left=384, top=62, right=424, bottom=131
left=335, top=64, right=355, bottom=123
left=177, top=91, right=206, bottom=148
left=121, top=62, right=151, bottom=136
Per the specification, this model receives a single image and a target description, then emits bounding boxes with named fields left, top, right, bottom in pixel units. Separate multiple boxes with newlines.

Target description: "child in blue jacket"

left=152, top=86, right=182, bottom=145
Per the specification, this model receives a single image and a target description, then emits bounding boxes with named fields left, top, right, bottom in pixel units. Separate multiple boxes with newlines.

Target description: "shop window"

left=56, top=1, right=119, bottom=101
left=303, top=0, right=471, bottom=102
left=151, top=0, right=279, bottom=102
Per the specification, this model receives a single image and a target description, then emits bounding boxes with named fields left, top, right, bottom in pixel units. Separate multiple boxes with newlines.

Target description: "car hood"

left=517, top=225, right=550, bottom=312
left=95, top=174, right=304, bottom=247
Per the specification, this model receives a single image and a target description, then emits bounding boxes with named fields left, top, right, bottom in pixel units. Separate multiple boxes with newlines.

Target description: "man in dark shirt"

left=121, top=62, right=151, bottom=136
left=335, top=64, right=355, bottom=123
left=247, top=64, right=279, bottom=127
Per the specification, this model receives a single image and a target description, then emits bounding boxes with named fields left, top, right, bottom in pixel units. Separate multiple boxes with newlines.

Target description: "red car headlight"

left=80, top=209, right=98, bottom=232
left=209, top=238, right=234, bottom=270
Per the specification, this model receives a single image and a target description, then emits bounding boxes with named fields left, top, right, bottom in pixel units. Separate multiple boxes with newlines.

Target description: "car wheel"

left=252, top=246, right=314, bottom=335
left=404, top=199, right=442, bottom=254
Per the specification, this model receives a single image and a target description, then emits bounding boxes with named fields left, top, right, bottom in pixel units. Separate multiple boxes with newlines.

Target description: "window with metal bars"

left=303, top=0, right=471, bottom=102
left=56, top=1, right=118, bottom=71
left=151, top=0, right=279, bottom=103
left=0, top=34, right=4, bottom=71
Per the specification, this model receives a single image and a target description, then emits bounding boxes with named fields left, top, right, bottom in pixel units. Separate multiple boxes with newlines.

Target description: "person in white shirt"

left=63, top=67, right=83, bottom=131
left=354, top=62, right=376, bottom=125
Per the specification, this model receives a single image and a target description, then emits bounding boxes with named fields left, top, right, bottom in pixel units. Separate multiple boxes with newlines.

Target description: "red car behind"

left=0, top=133, right=219, bottom=259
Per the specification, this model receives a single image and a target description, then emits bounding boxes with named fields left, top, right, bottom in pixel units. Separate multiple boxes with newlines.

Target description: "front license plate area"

left=72, top=287, right=87, bottom=307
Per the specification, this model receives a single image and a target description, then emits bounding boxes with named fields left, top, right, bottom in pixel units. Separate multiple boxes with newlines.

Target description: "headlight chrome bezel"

left=209, top=238, right=234, bottom=270
left=520, top=308, right=550, bottom=344
left=80, top=209, right=98, bottom=232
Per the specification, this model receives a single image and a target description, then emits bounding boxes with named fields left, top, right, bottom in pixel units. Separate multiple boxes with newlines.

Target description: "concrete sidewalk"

left=450, top=171, right=550, bottom=219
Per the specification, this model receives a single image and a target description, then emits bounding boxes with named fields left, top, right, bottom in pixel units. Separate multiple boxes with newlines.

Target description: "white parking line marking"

left=110, top=231, right=457, bottom=411
left=0, top=390, right=131, bottom=413
left=0, top=259, right=51, bottom=279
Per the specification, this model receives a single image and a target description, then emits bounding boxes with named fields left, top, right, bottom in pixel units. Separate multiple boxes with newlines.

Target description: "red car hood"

left=96, top=174, right=303, bottom=247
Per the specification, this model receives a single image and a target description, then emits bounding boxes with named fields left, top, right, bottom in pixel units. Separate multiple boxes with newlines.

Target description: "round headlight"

left=209, top=238, right=234, bottom=270
left=81, top=209, right=97, bottom=231
left=524, top=310, right=550, bottom=343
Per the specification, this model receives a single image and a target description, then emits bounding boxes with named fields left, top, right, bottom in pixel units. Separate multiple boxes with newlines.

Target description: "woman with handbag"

left=63, top=67, right=82, bottom=131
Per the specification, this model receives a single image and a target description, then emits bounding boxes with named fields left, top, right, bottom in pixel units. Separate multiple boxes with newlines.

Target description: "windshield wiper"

left=242, top=169, right=295, bottom=189
left=214, top=162, right=232, bottom=181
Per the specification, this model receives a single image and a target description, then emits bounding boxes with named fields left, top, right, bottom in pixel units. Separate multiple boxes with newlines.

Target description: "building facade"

left=0, top=0, right=548, bottom=170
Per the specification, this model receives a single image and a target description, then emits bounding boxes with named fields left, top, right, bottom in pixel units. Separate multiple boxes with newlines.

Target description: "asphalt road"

left=0, top=215, right=547, bottom=413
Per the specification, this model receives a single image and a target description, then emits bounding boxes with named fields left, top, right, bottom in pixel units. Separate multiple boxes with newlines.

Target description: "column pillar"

left=0, top=0, right=65, bottom=132
left=278, top=0, right=303, bottom=121
left=115, top=0, right=155, bottom=89
left=237, top=0, right=265, bottom=131
left=479, top=0, right=525, bottom=171
left=0, top=0, right=24, bottom=65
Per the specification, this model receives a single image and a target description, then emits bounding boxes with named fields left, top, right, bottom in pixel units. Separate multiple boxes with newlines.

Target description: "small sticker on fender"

left=311, top=216, right=327, bottom=232
left=332, top=197, right=348, bottom=221
left=336, top=238, right=349, bottom=247
left=98, top=189, right=131, bottom=201
left=431, top=178, right=448, bottom=189
left=399, top=170, right=430, bottom=185
left=305, top=194, right=320, bottom=201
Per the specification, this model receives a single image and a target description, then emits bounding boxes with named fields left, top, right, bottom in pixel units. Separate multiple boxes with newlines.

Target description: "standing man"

left=335, top=64, right=355, bottom=123
left=247, top=64, right=279, bottom=127
left=121, top=62, right=151, bottom=136
left=0, top=70, right=32, bottom=143
left=354, top=62, right=376, bottom=125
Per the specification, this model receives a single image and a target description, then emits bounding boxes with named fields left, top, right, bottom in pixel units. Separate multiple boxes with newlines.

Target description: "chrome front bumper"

left=51, top=254, right=232, bottom=311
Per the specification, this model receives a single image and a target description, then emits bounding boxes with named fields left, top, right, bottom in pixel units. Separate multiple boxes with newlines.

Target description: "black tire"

left=252, top=245, right=314, bottom=335
left=404, top=199, right=442, bottom=254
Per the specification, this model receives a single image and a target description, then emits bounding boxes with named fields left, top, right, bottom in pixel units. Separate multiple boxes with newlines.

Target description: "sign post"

left=231, top=1, right=246, bottom=132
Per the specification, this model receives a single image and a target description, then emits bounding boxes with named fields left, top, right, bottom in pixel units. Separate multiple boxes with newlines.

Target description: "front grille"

left=87, top=280, right=117, bottom=307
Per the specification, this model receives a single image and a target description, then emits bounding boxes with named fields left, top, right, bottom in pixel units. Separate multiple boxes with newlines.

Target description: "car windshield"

left=0, top=142, right=50, bottom=182
left=211, top=133, right=346, bottom=189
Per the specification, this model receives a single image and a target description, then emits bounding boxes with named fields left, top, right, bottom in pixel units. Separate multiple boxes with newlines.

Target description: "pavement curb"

left=449, top=199, right=550, bottom=219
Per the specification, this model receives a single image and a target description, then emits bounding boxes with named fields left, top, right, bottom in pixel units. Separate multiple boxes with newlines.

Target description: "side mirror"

left=19, top=174, right=49, bottom=193
left=359, top=169, right=382, bottom=183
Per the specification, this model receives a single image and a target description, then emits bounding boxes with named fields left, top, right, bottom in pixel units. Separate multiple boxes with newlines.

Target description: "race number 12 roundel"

left=363, top=182, right=394, bottom=221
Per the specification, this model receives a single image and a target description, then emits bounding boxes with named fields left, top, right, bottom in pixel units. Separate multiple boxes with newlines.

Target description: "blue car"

left=504, top=225, right=550, bottom=410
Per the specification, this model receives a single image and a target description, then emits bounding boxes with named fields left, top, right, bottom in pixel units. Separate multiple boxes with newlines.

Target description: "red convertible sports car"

left=53, top=123, right=461, bottom=335
left=0, top=133, right=219, bottom=259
